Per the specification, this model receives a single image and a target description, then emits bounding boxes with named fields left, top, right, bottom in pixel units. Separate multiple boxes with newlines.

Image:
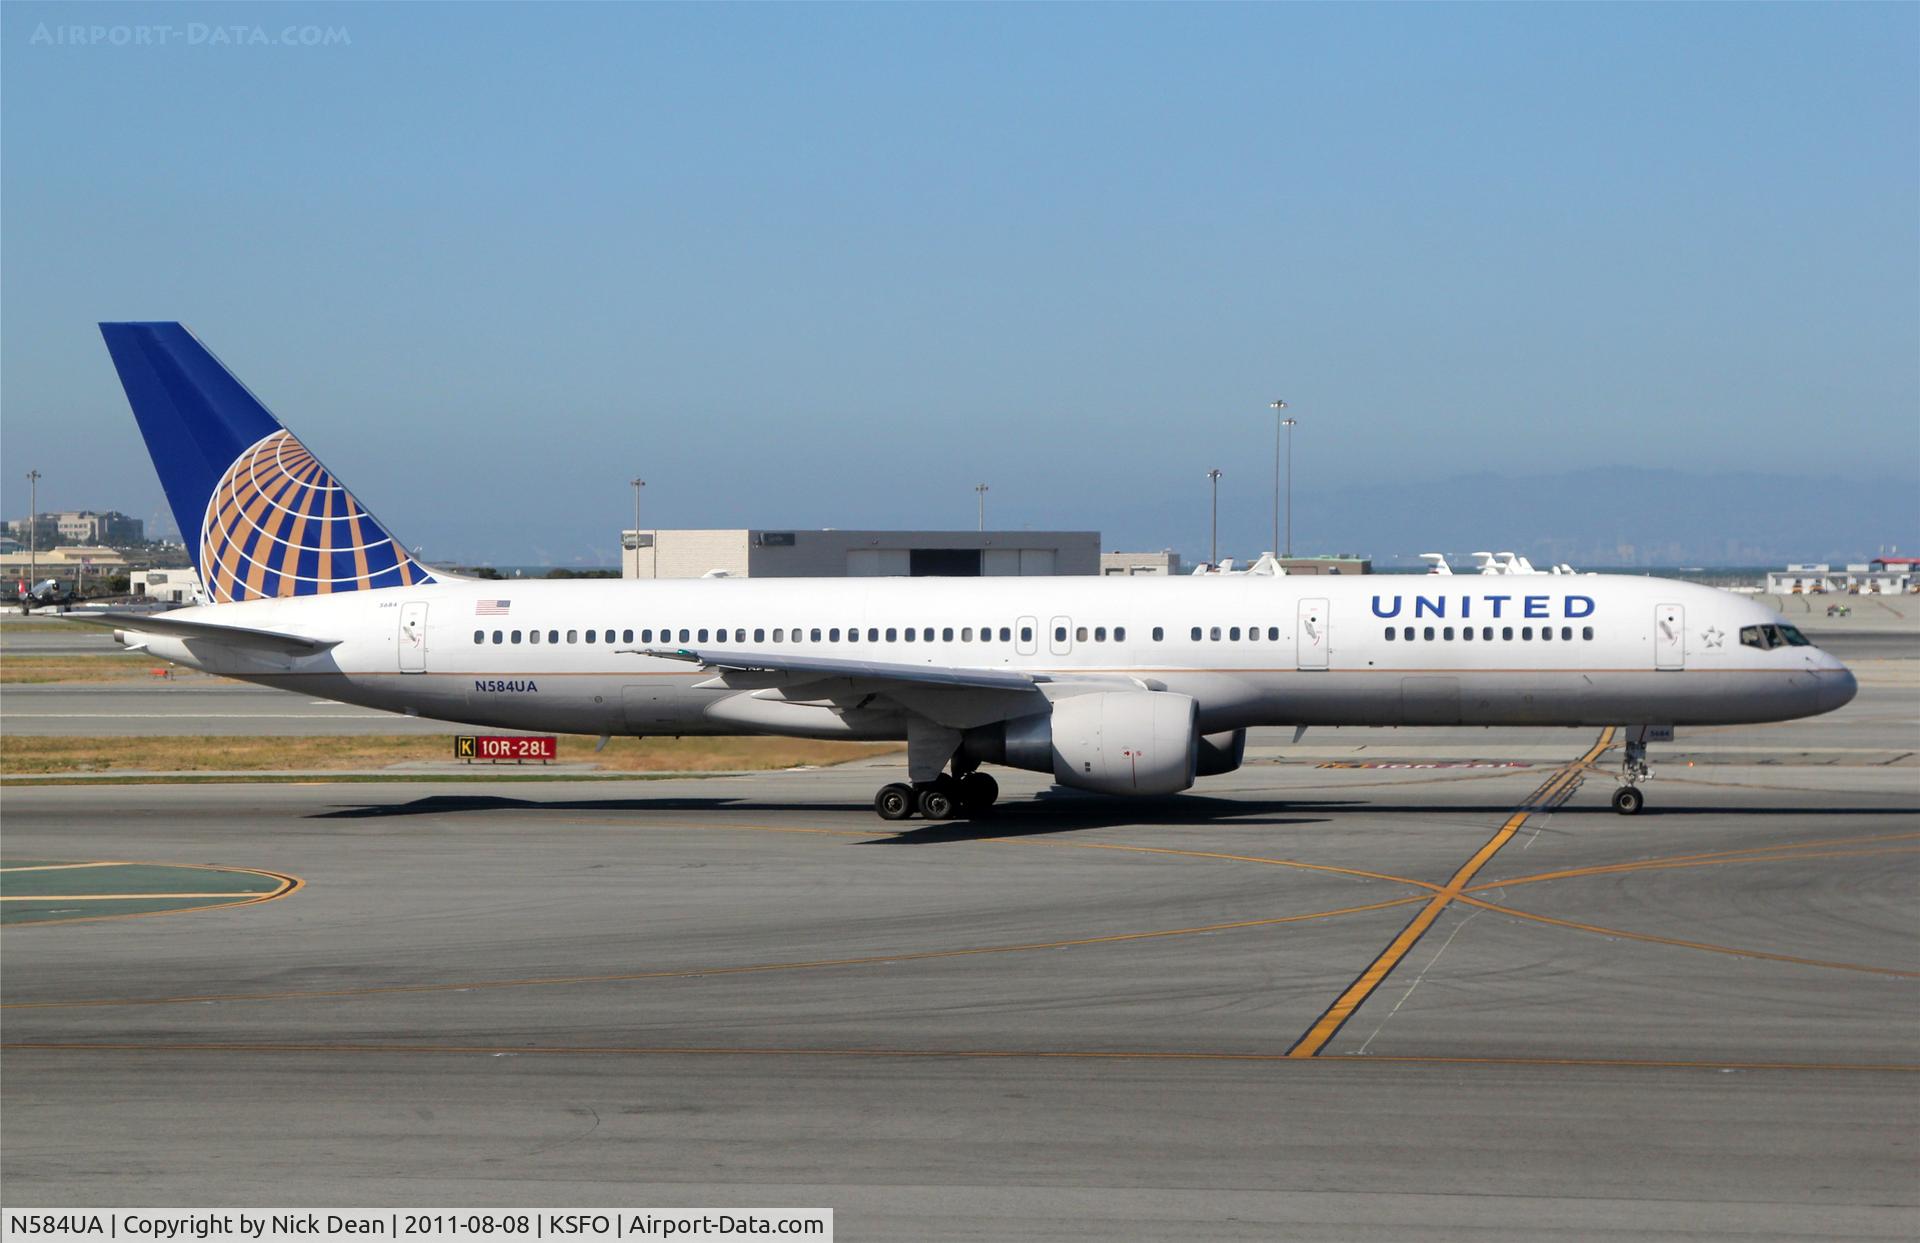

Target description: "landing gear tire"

left=916, top=784, right=959, bottom=820
left=1611, top=786, right=1644, bottom=816
left=875, top=783, right=916, bottom=821
left=957, top=772, right=999, bottom=815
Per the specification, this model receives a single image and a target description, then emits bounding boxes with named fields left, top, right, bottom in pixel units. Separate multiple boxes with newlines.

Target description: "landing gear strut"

left=872, top=771, right=999, bottom=821
left=1611, top=737, right=1652, bottom=816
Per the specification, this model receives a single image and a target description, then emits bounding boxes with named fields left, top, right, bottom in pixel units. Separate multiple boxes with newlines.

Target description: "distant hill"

left=1280, top=467, right=1916, bottom=568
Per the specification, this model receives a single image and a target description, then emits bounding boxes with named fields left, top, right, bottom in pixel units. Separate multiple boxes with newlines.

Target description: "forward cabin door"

left=399, top=601, right=428, bottom=673
left=1297, top=598, right=1330, bottom=670
left=1655, top=603, right=1685, bottom=671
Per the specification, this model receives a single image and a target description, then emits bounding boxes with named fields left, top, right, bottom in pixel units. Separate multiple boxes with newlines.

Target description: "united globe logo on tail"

left=200, top=429, right=434, bottom=603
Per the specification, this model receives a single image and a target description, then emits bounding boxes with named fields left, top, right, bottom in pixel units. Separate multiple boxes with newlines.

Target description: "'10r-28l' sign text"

left=455, top=735, right=557, bottom=761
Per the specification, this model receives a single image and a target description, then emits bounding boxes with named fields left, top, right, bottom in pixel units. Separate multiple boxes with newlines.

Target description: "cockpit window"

left=1741, top=623, right=1811, bottom=651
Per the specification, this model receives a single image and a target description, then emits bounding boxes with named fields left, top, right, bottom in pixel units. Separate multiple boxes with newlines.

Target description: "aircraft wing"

left=638, top=647, right=1043, bottom=691
left=68, top=610, right=342, bottom=658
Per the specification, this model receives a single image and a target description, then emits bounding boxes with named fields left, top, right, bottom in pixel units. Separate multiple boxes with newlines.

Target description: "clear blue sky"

left=4, top=3, right=1915, bottom=564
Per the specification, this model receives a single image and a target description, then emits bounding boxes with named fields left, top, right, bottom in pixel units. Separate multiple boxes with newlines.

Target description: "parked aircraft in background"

left=86, top=323, right=1856, bottom=819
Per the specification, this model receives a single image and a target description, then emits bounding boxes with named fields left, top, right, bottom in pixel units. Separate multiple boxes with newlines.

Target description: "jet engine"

left=963, top=691, right=1199, bottom=795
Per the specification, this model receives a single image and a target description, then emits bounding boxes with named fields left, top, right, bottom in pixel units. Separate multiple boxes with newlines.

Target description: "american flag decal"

left=475, top=599, right=512, bottom=615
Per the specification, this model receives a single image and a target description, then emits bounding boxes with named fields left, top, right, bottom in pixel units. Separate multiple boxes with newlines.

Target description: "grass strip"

left=1, top=734, right=901, bottom=776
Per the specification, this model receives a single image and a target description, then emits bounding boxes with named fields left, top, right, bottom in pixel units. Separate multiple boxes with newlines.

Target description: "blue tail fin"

left=99, top=323, right=435, bottom=603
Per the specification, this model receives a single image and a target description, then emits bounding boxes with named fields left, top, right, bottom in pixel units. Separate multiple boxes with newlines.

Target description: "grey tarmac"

left=2, top=664, right=1916, bottom=1241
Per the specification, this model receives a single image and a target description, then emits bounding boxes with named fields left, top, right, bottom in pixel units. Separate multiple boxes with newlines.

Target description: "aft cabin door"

left=398, top=602, right=428, bottom=673
left=1297, top=598, right=1329, bottom=670
left=1655, top=603, right=1684, bottom=671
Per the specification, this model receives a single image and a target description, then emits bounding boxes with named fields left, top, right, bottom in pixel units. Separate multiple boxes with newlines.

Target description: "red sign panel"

left=454, top=735, right=557, bottom=761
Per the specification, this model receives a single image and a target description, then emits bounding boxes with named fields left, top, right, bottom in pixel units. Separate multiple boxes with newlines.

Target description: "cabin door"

left=1297, top=598, right=1330, bottom=670
left=398, top=601, right=428, bottom=673
left=1655, top=603, right=1685, bottom=671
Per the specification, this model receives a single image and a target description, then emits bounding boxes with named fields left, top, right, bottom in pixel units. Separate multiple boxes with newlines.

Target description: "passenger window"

left=827, top=628, right=839, bottom=642
left=1115, top=626, right=1126, bottom=641
left=1502, top=626, right=1513, bottom=641
left=1385, top=627, right=1396, bottom=641
left=1075, top=626, right=1088, bottom=642
left=905, top=628, right=916, bottom=643
left=1443, top=626, right=1454, bottom=640
left=623, top=629, right=634, bottom=643
left=1210, top=626, right=1222, bottom=641
left=1247, top=625, right=1260, bottom=642
left=1191, top=627, right=1202, bottom=641
left=938, top=627, right=951, bottom=641
left=886, top=628, right=898, bottom=641
left=1403, top=626, right=1414, bottom=641
left=549, top=630, right=559, bottom=644
left=961, top=627, right=973, bottom=642
left=1153, top=627, right=1164, bottom=641
left=1267, top=627, right=1279, bottom=641
left=642, top=629, right=653, bottom=643
left=531, top=630, right=543, bottom=645
left=868, top=628, right=880, bottom=642
left=1483, top=627, right=1493, bottom=641
left=1541, top=627, right=1552, bottom=641
left=585, top=630, right=596, bottom=644
left=1560, top=627, right=1572, bottom=641
left=753, top=628, right=764, bottom=643
left=1582, top=626, right=1594, bottom=641
left=1521, top=627, right=1532, bottom=640
left=473, top=629, right=483, bottom=643
left=678, top=629, right=690, bottom=643
left=1229, top=627, right=1241, bottom=641
left=697, top=629, right=709, bottom=643
left=921, top=628, right=932, bottom=642
left=773, top=629, right=784, bottom=643
left=1423, top=627, right=1435, bottom=641
left=511, top=630, right=523, bottom=644
left=1055, top=626, right=1067, bottom=642
left=492, top=630, right=503, bottom=644
left=566, top=629, right=578, bottom=643
left=1462, top=627, right=1473, bottom=641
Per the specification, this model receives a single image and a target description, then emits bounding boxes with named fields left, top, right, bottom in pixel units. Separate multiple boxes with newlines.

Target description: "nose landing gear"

left=1611, top=735, right=1654, bottom=815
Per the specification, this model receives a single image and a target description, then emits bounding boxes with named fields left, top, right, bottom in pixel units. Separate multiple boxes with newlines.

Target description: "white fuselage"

left=128, top=573, right=1856, bottom=741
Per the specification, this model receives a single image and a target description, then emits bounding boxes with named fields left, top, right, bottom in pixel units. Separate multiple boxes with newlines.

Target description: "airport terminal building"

left=621, top=529, right=1101, bottom=579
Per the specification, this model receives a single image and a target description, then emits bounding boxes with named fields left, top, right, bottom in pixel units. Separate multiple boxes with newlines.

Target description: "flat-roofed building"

left=621, top=530, right=1101, bottom=579
left=1101, top=550, right=1184, bottom=576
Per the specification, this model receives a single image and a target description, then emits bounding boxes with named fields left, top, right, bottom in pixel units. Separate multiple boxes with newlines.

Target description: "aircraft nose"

left=1814, top=662, right=1858, bottom=714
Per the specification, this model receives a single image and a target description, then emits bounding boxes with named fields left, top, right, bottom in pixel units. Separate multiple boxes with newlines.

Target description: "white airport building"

left=621, top=529, right=1101, bottom=579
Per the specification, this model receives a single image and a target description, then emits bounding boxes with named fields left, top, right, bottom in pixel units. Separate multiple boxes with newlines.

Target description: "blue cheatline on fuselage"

left=98, top=322, right=434, bottom=602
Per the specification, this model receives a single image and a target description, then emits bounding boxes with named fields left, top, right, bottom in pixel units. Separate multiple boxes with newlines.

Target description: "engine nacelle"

left=1195, top=728, right=1247, bottom=776
left=969, top=691, right=1199, bottom=796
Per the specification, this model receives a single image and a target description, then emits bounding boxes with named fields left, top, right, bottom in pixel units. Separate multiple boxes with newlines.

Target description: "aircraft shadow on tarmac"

left=303, top=792, right=1919, bottom=833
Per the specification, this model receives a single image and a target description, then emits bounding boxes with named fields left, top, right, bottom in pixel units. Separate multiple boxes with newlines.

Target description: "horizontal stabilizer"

left=70, top=610, right=341, bottom=657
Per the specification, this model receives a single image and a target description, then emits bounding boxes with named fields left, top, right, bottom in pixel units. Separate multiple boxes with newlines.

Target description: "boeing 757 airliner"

left=88, top=323, right=1856, bottom=819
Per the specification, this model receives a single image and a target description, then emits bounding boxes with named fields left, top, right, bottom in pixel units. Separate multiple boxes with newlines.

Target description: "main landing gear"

left=874, top=771, right=999, bottom=821
left=1611, top=736, right=1652, bottom=816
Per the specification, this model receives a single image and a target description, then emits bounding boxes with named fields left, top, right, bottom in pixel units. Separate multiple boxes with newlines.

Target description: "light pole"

left=25, top=469, right=41, bottom=588
left=1206, top=469, right=1222, bottom=566
left=974, top=483, right=989, bottom=532
left=1267, top=400, right=1288, bottom=558
left=1282, top=412, right=1298, bottom=559
left=629, top=478, right=646, bottom=577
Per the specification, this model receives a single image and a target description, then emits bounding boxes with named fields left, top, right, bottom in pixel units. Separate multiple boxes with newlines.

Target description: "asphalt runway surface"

left=4, top=682, right=1917, bottom=1239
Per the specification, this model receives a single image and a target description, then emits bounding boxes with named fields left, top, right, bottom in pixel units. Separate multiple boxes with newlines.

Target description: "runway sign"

left=454, top=735, right=557, bottom=762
